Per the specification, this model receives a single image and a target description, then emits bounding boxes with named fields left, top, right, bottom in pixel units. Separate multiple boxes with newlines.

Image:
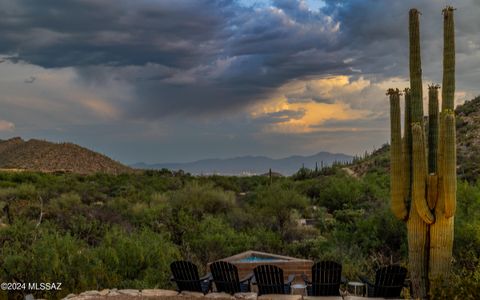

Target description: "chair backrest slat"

left=210, top=261, right=241, bottom=294
left=170, top=260, right=203, bottom=293
left=254, top=264, right=285, bottom=295
left=374, top=265, right=407, bottom=297
left=311, top=261, right=341, bottom=296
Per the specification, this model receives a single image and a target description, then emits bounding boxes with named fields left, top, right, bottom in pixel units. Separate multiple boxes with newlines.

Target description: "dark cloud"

left=0, top=0, right=228, bottom=68
left=0, top=0, right=352, bottom=119
left=254, top=109, right=306, bottom=124
left=1, top=0, right=479, bottom=120
left=323, top=0, right=480, bottom=87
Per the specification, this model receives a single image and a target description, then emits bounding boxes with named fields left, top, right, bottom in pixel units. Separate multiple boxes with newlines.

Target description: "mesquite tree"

left=388, top=7, right=456, bottom=298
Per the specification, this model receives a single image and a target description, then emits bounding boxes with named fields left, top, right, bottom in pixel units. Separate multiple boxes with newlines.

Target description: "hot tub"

left=209, top=250, right=313, bottom=281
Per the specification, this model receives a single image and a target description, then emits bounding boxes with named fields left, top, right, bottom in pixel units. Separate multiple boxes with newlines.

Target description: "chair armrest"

left=301, top=273, right=311, bottom=285
left=358, top=275, right=374, bottom=287
left=240, top=273, right=254, bottom=284
left=200, top=273, right=213, bottom=282
left=286, top=274, right=296, bottom=285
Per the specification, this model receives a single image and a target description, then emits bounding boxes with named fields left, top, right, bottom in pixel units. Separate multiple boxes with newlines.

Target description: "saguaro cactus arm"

left=409, top=9, right=424, bottom=123
left=441, top=5, right=456, bottom=219
left=412, top=122, right=435, bottom=224
left=442, top=6, right=455, bottom=111
left=443, top=110, right=456, bottom=218
left=428, top=85, right=440, bottom=173
left=388, top=88, right=408, bottom=220
left=403, top=88, right=412, bottom=208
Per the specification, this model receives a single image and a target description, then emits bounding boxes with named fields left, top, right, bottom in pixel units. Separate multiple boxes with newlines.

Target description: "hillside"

left=455, top=96, right=480, bottom=181
left=348, top=144, right=390, bottom=177
left=133, top=152, right=353, bottom=176
left=0, top=137, right=132, bottom=175
left=348, top=96, right=480, bottom=181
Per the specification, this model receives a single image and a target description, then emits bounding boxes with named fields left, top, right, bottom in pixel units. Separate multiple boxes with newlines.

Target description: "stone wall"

left=59, top=289, right=402, bottom=300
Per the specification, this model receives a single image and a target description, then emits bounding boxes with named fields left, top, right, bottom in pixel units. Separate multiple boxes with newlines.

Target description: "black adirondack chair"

left=359, top=265, right=408, bottom=298
left=170, top=260, right=212, bottom=294
left=302, top=261, right=344, bottom=296
left=209, top=261, right=253, bottom=294
left=253, top=264, right=295, bottom=296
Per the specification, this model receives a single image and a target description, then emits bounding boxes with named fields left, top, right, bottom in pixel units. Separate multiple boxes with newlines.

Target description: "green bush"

left=94, top=227, right=180, bottom=289
left=250, top=183, right=308, bottom=236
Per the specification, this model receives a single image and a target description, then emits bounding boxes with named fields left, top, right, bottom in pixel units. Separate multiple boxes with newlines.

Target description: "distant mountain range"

left=0, top=137, right=132, bottom=175
left=132, top=152, right=353, bottom=176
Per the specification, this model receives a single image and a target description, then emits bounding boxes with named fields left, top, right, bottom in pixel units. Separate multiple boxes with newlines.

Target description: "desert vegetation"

left=0, top=159, right=479, bottom=299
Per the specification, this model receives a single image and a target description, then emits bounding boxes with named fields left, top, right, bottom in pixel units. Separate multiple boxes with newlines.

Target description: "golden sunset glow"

left=251, top=75, right=372, bottom=133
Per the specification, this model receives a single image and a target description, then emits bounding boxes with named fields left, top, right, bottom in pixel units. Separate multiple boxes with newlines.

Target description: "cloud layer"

left=0, top=0, right=479, bottom=163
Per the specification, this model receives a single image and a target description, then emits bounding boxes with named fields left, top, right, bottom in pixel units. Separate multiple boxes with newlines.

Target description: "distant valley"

left=133, top=152, right=353, bottom=176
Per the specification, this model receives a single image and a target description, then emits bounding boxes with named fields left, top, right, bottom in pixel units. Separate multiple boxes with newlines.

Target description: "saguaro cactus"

left=388, top=7, right=456, bottom=298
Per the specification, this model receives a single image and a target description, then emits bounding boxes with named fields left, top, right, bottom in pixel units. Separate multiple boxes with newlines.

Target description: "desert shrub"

left=313, top=174, right=363, bottom=211
left=167, top=181, right=235, bottom=218
left=0, top=220, right=98, bottom=299
left=249, top=183, right=308, bottom=236
left=183, top=216, right=255, bottom=265
left=430, top=266, right=480, bottom=300
left=0, top=184, right=37, bottom=200
left=295, top=179, right=323, bottom=201
left=93, top=227, right=180, bottom=289
left=454, top=181, right=480, bottom=267
left=245, top=227, right=283, bottom=254
left=49, top=192, right=82, bottom=211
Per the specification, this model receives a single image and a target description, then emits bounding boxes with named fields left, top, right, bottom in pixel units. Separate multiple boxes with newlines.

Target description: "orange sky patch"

left=250, top=75, right=371, bottom=133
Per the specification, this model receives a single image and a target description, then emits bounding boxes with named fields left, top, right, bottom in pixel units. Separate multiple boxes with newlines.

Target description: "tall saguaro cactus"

left=388, top=7, right=456, bottom=298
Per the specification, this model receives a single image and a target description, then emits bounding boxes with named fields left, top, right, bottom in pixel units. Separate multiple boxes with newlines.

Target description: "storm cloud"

left=0, top=0, right=479, bottom=163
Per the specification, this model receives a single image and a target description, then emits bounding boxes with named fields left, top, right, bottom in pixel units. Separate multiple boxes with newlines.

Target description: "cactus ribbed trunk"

left=409, top=9, right=424, bottom=125
left=407, top=9, right=429, bottom=299
left=404, top=88, right=412, bottom=210
left=428, top=85, right=440, bottom=173
left=388, top=7, right=456, bottom=298
left=430, top=111, right=455, bottom=284
left=443, top=112, right=456, bottom=217
left=388, top=89, right=407, bottom=220
left=430, top=7, right=456, bottom=287
left=442, top=7, right=455, bottom=111
left=407, top=208, right=429, bottom=297
left=409, top=123, right=431, bottom=297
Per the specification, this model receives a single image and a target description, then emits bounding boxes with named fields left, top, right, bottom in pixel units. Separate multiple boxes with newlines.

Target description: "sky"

left=0, top=0, right=479, bottom=164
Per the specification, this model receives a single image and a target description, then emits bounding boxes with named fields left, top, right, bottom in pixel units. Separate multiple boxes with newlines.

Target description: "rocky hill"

left=456, top=96, right=480, bottom=181
left=348, top=144, right=390, bottom=177
left=349, top=96, right=480, bottom=182
left=0, top=137, right=132, bottom=175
